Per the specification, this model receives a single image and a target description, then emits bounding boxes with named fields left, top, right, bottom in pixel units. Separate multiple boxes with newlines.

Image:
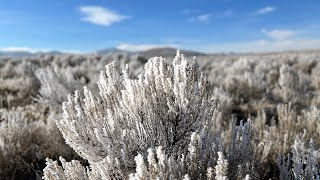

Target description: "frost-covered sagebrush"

left=35, top=65, right=83, bottom=106
left=44, top=50, right=223, bottom=179
left=0, top=106, right=74, bottom=179
left=278, top=136, right=320, bottom=180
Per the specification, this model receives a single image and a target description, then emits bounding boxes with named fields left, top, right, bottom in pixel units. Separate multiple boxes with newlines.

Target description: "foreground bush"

left=42, top=51, right=259, bottom=179
left=44, top=51, right=230, bottom=179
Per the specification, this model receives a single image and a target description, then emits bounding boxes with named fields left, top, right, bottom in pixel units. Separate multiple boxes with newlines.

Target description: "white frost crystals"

left=44, top=50, right=221, bottom=179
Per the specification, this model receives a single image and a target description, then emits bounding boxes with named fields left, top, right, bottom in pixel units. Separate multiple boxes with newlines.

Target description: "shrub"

left=0, top=107, right=74, bottom=179
left=45, top=50, right=217, bottom=177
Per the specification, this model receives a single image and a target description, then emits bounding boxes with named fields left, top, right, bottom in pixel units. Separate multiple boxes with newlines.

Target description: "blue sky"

left=0, top=0, right=320, bottom=53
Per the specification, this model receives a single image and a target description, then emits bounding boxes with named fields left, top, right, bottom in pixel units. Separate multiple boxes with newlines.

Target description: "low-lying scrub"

left=0, top=50, right=320, bottom=179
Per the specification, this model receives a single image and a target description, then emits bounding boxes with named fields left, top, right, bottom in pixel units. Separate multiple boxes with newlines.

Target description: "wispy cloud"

left=116, top=43, right=178, bottom=52
left=197, top=14, right=211, bottom=22
left=253, top=6, right=276, bottom=15
left=0, top=46, right=87, bottom=54
left=185, top=9, right=232, bottom=23
left=205, top=28, right=319, bottom=53
left=188, top=14, right=211, bottom=23
left=0, top=47, right=49, bottom=53
left=79, top=6, right=128, bottom=26
left=181, top=9, right=200, bottom=15
left=262, top=29, right=296, bottom=40
left=205, top=38, right=320, bottom=53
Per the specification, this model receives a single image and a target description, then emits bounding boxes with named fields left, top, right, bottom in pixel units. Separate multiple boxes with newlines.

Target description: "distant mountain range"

left=0, top=47, right=207, bottom=58
left=2, top=47, right=320, bottom=58
left=0, top=50, right=63, bottom=58
left=135, top=47, right=206, bottom=59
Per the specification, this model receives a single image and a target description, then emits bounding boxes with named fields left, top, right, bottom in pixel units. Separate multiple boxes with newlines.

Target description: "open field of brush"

left=1, top=49, right=320, bottom=179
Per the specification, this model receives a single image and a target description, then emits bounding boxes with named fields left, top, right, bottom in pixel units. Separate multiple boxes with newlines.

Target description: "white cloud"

left=262, top=29, right=297, bottom=40
left=254, top=6, right=276, bottom=15
left=205, top=27, right=320, bottom=53
left=187, top=10, right=231, bottom=23
left=79, top=6, right=128, bottom=26
left=0, top=46, right=87, bottom=54
left=0, top=47, right=49, bottom=53
left=188, top=14, right=211, bottom=23
left=198, top=14, right=211, bottom=22
left=116, top=43, right=178, bottom=52
left=205, top=38, right=320, bottom=53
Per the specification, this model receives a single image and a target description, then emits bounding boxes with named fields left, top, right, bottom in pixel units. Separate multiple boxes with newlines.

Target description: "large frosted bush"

left=44, top=51, right=221, bottom=179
